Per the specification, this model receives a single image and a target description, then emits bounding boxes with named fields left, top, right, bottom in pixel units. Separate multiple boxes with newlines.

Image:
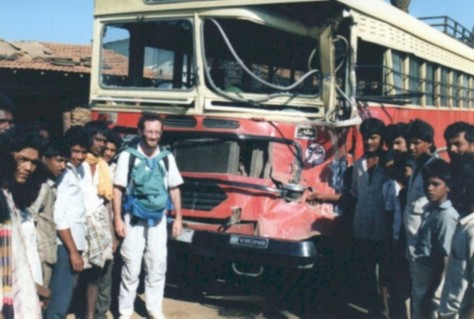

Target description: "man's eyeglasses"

left=0, top=119, right=14, bottom=124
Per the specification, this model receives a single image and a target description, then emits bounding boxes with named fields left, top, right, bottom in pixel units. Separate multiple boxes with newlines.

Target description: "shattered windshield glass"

left=100, top=19, right=195, bottom=90
left=202, top=18, right=321, bottom=98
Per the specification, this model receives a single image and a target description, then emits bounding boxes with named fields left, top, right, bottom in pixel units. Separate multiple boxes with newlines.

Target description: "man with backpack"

left=113, top=112, right=183, bottom=319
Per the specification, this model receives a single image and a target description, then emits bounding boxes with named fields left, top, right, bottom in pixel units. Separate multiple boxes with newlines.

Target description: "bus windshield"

left=100, top=19, right=195, bottom=90
left=99, top=14, right=321, bottom=98
left=202, top=18, right=321, bottom=97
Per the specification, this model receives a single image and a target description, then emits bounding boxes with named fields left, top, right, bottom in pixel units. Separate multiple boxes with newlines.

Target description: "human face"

left=43, top=155, right=68, bottom=178
left=392, top=136, right=408, bottom=154
left=103, top=142, right=117, bottom=164
left=447, top=132, right=474, bottom=161
left=409, top=138, right=432, bottom=159
left=69, top=145, right=88, bottom=167
left=90, top=133, right=107, bottom=157
left=363, top=134, right=383, bottom=154
left=424, top=177, right=449, bottom=204
left=0, top=110, right=14, bottom=134
left=11, top=148, right=39, bottom=184
left=139, top=120, right=163, bottom=149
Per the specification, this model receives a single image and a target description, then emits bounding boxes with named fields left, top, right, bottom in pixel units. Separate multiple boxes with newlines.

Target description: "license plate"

left=175, top=228, right=194, bottom=243
left=229, top=235, right=269, bottom=249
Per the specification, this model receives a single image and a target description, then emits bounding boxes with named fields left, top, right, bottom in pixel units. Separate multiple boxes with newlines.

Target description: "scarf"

left=86, top=153, right=113, bottom=200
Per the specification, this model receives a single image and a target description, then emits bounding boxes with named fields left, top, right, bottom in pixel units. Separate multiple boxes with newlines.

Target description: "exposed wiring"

left=307, top=48, right=318, bottom=72
left=201, top=18, right=321, bottom=105
left=207, top=18, right=320, bottom=91
left=333, top=35, right=348, bottom=73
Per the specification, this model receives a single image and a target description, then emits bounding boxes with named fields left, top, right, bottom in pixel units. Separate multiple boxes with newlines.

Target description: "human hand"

left=112, top=234, right=120, bottom=253
left=306, top=192, right=326, bottom=205
left=172, top=216, right=183, bottom=238
left=114, top=217, right=127, bottom=238
left=69, top=252, right=84, bottom=272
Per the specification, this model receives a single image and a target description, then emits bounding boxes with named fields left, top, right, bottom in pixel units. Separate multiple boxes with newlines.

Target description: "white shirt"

left=54, top=163, right=87, bottom=250
left=82, top=162, right=106, bottom=214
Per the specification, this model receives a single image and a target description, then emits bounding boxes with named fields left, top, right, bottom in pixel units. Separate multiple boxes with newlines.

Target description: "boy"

left=95, top=127, right=122, bottom=319
left=404, top=119, right=436, bottom=262
left=95, top=129, right=122, bottom=319
left=28, top=140, right=69, bottom=288
left=46, top=126, right=91, bottom=318
left=81, top=120, right=114, bottom=319
left=411, top=159, right=458, bottom=319
left=439, top=154, right=474, bottom=318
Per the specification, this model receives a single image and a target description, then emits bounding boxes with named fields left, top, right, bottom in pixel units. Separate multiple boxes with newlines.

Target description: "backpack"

left=123, top=146, right=171, bottom=224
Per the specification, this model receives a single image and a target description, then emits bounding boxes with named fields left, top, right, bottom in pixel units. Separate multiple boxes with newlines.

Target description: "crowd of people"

left=309, top=117, right=474, bottom=319
left=0, top=95, right=183, bottom=319
left=1, top=91, right=474, bottom=319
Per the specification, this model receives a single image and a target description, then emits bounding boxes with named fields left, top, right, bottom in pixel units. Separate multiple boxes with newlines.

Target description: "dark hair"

left=0, top=93, right=15, bottom=115
left=388, top=154, right=414, bottom=184
left=106, top=128, right=123, bottom=150
left=451, top=153, right=474, bottom=214
left=384, top=123, right=407, bottom=146
left=43, top=139, right=69, bottom=159
left=0, top=123, right=46, bottom=157
left=421, top=158, right=451, bottom=186
left=0, top=125, right=48, bottom=208
left=64, top=125, right=91, bottom=151
left=405, top=119, right=434, bottom=143
left=444, top=121, right=474, bottom=144
left=30, top=119, right=52, bottom=138
left=137, top=112, right=164, bottom=131
left=84, top=120, right=109, bottom=138
left=360, top=118, right=385, bottom=139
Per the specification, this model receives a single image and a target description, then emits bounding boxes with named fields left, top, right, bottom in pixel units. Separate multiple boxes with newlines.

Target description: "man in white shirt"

left=81, top=121, right=114, bottom=319
left=46, top=126, right=90, bottom=319
left=95, top=128, right=122, bottom=319
left=113, top=113, right=183, bottom=319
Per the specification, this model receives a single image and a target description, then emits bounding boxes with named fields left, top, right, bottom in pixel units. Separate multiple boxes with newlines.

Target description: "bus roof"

left=94, top=0, right=474, bottom=68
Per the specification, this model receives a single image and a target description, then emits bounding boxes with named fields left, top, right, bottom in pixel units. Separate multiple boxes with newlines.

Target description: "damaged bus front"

left=90, top=0, right=359, bottom=275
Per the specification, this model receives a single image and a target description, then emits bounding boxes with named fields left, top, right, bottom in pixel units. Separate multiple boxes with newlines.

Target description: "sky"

left=0, top=0, right=472, bottom=45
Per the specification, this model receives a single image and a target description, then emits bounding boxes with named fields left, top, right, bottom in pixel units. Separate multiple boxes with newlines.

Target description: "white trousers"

left=119, top=214, right=168, bottom=317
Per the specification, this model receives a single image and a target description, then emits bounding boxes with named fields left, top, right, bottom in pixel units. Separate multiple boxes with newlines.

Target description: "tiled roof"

left=0, top=39, right=92, bottom=74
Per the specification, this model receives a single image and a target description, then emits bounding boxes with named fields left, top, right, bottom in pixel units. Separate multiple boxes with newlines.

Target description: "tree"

left=390, top=0, right=411, bottom=13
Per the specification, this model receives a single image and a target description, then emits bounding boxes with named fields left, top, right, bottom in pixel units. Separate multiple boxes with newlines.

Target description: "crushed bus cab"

left=90, top=0, right=474, bottom=278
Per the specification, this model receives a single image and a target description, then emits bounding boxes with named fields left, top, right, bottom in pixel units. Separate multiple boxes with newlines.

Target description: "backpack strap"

left=125, top=147, right=171, bottom=184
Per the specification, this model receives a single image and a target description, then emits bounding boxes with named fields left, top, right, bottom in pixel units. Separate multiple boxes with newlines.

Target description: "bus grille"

left=164, top=116, right=197, bottom=128
left=203, top=118, right=240, bottom=129
left=181, top=180, right=227, bottom=211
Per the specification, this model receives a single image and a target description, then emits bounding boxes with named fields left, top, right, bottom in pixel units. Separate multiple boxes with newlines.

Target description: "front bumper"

left=168, top=227, right=318, bottom=269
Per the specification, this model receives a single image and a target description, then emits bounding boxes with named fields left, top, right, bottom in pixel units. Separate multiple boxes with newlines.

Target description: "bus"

left=89, top=0, right=474, bottom=280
